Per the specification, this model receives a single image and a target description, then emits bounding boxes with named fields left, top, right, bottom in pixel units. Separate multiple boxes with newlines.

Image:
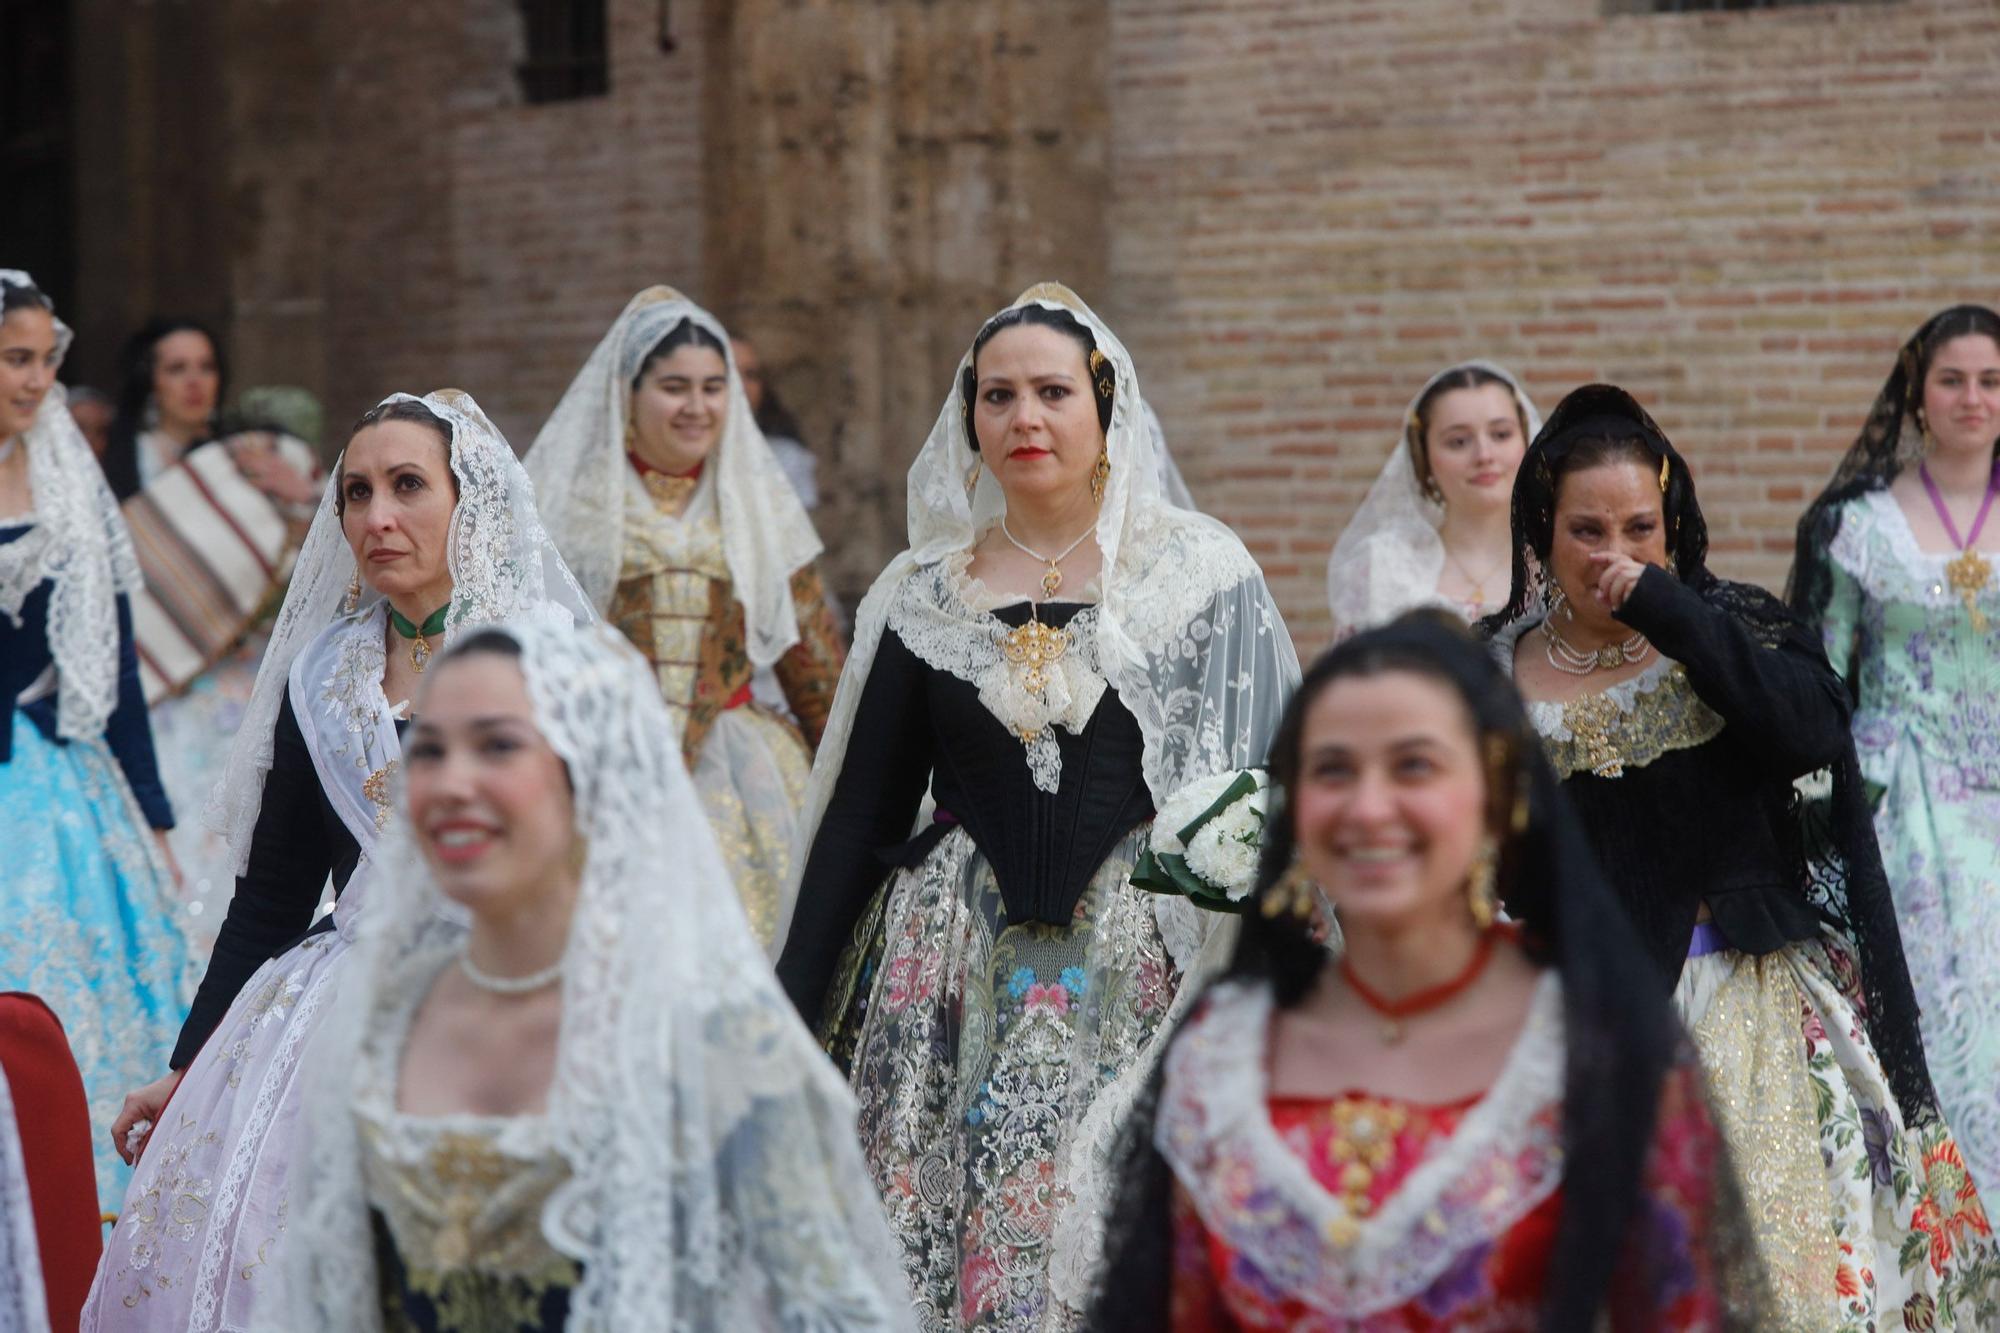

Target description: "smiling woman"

left=84, top=389, right=592, bottom=1332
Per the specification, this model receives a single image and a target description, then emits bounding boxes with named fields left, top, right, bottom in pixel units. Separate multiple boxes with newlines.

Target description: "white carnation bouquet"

left=1130, top=767, right=1270, bottom=913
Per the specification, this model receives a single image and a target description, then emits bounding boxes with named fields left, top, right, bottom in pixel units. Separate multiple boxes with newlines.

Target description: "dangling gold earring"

left=1261, top=857, right=1318, bottom=921
left=964, top=452, right=983, bottom=499
left=343, top=571, right=363, bottom=615
left=1090, top=447, right=1110, bottom=505
left=1466, top=835, right=1499, bottom=929
left=568, top=835, right=590, bottom=880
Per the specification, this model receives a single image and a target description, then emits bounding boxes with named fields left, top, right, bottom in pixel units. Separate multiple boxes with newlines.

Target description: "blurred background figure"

left=732, top=330, right=820, bottom=511
left=101, top=318, right=224, bottom=500
left=65, top=385, right=113, bottom=460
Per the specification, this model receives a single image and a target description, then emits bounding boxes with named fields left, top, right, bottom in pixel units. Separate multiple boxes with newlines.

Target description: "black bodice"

left=778, top=601, right=1153, bottom=1027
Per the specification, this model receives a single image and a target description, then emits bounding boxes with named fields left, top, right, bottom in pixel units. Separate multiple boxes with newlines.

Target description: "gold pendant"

left=1041, top=562, right=1063, bottom=598
left=1595, top=644, right=1624, bottom=669
left=362, top=760, right=400, bottom=829
left=409, top=632, right=433, bottom=673
left=1945, top=547, right=1991, bottom=632
left=999, top=618, right=1070, bottom=697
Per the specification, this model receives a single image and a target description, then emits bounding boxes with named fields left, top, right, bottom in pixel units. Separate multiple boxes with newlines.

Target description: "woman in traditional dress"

left=775, top=283, right=1299, bottom=1331
left=0, top=271, right=191, bottom=1207
left=1327, top=362, right=1540, bottom=638
left=284, top=619, right=913, bottom=1331
left=1091, top=611, right=1765, bottom=1330
left=1789, top=305, right=2000, bottom=1196
left=1485, top=384, right=1999, bottom=1329
left=525, top=287, right=845, bottom=950
left=85, top=389, right=590, bottom=1331
left=101, top=317, right=225, bottom=501
left=130, top=385, right=323, bottom=948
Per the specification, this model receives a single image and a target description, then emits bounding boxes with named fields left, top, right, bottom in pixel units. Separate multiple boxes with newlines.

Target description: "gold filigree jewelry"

left=1658, top=454, right=1671, bottom=494
left=1088, top=348, right=1114, bottom=401
left=1466, top=836, right=1498, bottom=929
left=998, top=619, right=1071, bottom=741
left=1261, top=858, right=1319, bottom=920
left=362, top=760, right=399, bottom=829
left=1561, top=693, right=1627, bottom=779
left=1321, top=1096, right=1410, bottom=1246
left=639, top=469, right=699, bottom=513
left=344, top=571, right=363, bottom=615
left=1090, top=447, right=1110, bottom=505
left=1947, top=549, right=1993, bottom=632
left=964, top=452, right=983, bottom=498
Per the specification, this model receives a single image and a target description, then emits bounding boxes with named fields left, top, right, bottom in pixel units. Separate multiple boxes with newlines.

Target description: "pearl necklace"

left=457, top=948, right=563, bottom=995
left=1542, top=617, right=1652, bottom=676
left=998, top=516, right=1097, bottom=599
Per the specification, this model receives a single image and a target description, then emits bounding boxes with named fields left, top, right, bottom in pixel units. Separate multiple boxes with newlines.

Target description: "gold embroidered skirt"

left=689, top=705, right=811, bottom=951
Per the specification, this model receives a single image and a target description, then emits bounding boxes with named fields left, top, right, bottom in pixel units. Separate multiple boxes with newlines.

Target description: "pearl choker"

left=456, top=948, right=563, bottom=995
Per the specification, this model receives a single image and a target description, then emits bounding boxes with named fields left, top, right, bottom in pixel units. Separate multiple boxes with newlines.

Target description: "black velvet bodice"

left=1519, top=569, right=1848, bottom=989
left=778, top=601, right=1154, bottom=1027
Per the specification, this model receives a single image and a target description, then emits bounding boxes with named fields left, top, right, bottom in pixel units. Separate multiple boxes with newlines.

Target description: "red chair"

left=0, top=993, right=104, bottom=1332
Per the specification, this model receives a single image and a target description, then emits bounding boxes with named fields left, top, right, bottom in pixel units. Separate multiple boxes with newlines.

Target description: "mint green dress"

left=1823, top=489, right=2000, bottom=1195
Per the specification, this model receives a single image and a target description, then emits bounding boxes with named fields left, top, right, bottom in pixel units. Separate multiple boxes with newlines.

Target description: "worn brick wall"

left=1106, top=0, right=2000, bottom=650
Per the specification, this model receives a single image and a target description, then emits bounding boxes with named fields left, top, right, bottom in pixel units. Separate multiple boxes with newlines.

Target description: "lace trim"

left=1158, top=975, right=1566, bottom=1318
left=0, top=517, right=48, bottom=627
left=885, top=558, right=1108, bottom=794
left=1832, top=489, right=2000, bottom=610
left=1495, top=617, right=1723, bottom=779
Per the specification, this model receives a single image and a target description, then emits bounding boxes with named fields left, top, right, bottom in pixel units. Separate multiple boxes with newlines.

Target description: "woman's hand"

left=1587, top=552, right=1649, bottom=613
left=228, top=435, right=322, bottom=507
left=151, top=829, right=186, bottom=894
left=111, top=1069, right=183, bottom=1165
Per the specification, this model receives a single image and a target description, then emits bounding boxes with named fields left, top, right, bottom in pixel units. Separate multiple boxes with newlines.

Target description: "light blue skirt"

left=0, top=709, right=193, bottom=1207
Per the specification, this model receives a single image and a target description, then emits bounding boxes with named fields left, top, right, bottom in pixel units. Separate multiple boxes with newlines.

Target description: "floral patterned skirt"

left=84, top=926, right=350, bottom=1331
left=1674, top=935, right=2000, bottom=1331
left=819, top=825, right=1180, bottom=1333
left=690, top=705, right=810, bottom=952
left=0, top=710, right=191, bottom=1208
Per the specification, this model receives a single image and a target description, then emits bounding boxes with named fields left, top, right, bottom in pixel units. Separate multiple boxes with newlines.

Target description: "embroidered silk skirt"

left=689, top=705, right=811, bottom=951
left=1674, top=931, right=1999, bottom=1331
left=84, top=925, right=352, bottom=1331
left=819, top=825, right=1186, bottom=1333
left=0, top=709, right=192, bottom=1207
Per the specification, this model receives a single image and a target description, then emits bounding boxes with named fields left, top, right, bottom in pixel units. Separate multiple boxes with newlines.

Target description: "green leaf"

left=1174, top=770, right=1262, bottom=846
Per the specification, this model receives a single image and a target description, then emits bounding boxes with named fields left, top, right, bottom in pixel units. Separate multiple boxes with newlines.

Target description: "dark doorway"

left=0, top=0, right=75, bottom=338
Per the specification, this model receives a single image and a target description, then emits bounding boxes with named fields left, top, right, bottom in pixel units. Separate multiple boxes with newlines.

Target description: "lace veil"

left=1141, top=399, right=1199, bottom=511
left=287, top=620, right=914, bottom=1331
left=1326, top=360, right=1540, bottom=634
left=208, top=388, right=593, bottom=874
left=0, top=270, right=141, bottom=744
left=523, top=286, right=823, bottom=667
left=772, top=282, right=1300, bottom=952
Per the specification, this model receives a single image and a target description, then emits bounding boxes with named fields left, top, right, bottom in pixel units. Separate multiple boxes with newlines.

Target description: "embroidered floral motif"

left=1532, top=662, right=1724, bottom=780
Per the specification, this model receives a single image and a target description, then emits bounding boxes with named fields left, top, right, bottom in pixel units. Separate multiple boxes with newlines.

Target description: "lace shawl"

left=286, top=620, right=914, bottom=1331
left=1326, top=360, right=1540, bottom=635
left=1, top=299, right=143, bottom=739
left=1160, top=976, right=1566, bottom=1318
left=208, top=389, right=594, bottom=875
left=523, top=287, right=822, bottom=667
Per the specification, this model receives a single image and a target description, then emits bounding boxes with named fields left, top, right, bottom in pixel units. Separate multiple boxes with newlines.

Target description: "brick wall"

left=1106, top=0, right=2000, bottom=650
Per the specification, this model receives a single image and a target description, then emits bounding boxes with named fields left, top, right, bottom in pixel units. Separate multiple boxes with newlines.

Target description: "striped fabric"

left=122, top=439, right=306, bottom=704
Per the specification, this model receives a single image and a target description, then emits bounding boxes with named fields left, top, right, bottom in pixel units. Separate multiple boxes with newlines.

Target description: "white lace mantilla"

left=1159, top=975, right=1566, bottom=1318
left=886, top=556, right=1106, bottom=793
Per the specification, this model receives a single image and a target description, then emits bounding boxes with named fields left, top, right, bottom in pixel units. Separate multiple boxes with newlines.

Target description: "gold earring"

left=1090, top=447, right=1110, bottom=505
left=1088, top=348, right=1114, bottom=401
left=343, top=571, right=362, bottom=614
left=1657, top=455, right=1670, bottom=494
left=568, top=835, right=590, bottom=879
left=1467, top=836, right=1499, bottom=930
left=964, top=452, right=983, bottom=498
left=1261, top=857, right=1319, bottom=921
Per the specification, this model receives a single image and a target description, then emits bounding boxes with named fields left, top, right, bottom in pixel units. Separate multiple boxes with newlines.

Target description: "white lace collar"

left=1158, top=974, right=1566, bottom=1318
left=886, top=554, right=1107, bottom=794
